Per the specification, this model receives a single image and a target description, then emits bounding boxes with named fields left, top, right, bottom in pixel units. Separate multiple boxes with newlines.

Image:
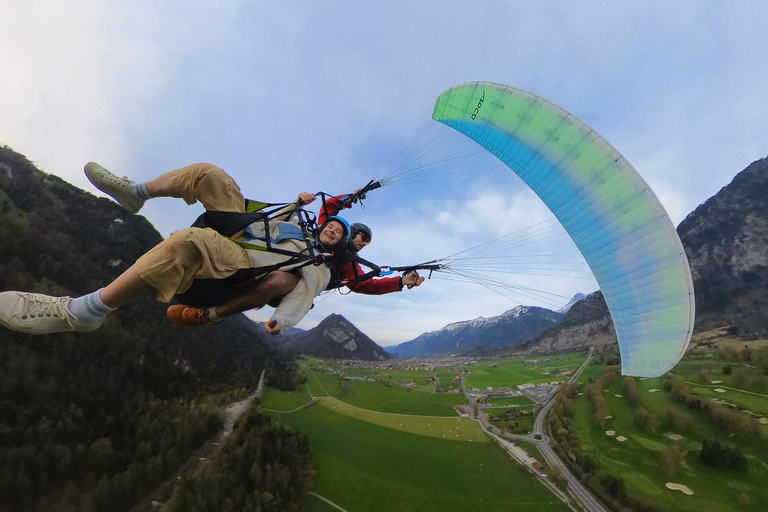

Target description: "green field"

left=574, top=363, right=609, bottom=383
left=464, top=354, right=586, bottom=390
left=569, top=372, right=768, bottom=512
left=487, top=395, right=536, bottom=407
left=305, top=495, right=338, bottom=512
left=259, top=382, right=314, bottom=411
left=302, top=361, right=466, bottom=416
left=271, top=349, right=768, bottom=512
left=267, top=394, right=569, bottom=512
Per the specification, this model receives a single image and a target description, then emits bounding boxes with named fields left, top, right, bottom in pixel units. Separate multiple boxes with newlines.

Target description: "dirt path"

left=308, top=492, right=351, bottom=512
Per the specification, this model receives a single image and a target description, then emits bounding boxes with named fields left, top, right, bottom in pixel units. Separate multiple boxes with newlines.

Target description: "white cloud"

left=2, top=1, right=767, bottom=345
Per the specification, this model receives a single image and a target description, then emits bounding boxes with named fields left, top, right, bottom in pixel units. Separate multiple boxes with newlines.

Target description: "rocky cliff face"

left=387, top=305, right=564, bottom=358
left=511, top=292, right=615, bottom=356
left=677, top=156, right=768, bottom=334
left=276, top=313, right=392, bottom=360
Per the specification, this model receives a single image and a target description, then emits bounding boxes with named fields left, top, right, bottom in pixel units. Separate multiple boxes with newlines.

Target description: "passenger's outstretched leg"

left=0, top=266, right=155, bottom=335
left=0, top=227, right=250, bottom=335
left=84, top=162, right=245, bottom=214
left=166, top=270, right=301, bottom=326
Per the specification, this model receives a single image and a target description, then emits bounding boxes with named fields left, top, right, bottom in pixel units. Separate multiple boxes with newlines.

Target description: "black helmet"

left=350, top=222, right=372, bottom=243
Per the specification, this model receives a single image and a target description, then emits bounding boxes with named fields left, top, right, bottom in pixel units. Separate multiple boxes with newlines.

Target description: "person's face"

left=350, top=231, right=371, bottom=252
left=319, top=221, right=345, bottom=246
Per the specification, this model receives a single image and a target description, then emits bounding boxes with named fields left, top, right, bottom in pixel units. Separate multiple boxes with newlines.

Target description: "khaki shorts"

left=171, top=163, right=245, bottom=212
left=134, top=164, right=252, bottom=302
left=135, top=228, right=252, bottom=302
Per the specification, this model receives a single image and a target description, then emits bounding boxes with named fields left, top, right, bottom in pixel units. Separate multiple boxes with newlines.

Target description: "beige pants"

left=133, top=163, right=252, bottom=302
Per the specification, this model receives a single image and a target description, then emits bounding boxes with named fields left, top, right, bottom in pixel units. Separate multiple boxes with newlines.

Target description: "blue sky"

left=2, top=1, right=767, bottom=345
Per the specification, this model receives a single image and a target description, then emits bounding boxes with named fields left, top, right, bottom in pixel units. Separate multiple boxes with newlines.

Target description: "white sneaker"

left=84, top=162, right=145, bottom=214
left=0, top=292, right=104, bottom=334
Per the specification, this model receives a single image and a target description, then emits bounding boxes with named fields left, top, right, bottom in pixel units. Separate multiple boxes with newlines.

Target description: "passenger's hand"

left=265, top=318, right=282, bottom=335
left=403, top=271, right=425, bottom=289
left=297, top=193, right=316, bottom=206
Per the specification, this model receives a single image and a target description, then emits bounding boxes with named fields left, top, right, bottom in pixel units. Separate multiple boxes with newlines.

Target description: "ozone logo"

left=470, top=90, right=485, bottom=120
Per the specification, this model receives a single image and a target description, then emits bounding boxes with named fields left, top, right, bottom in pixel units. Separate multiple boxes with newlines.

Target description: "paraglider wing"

left=432, top=82, right=694, bottom=378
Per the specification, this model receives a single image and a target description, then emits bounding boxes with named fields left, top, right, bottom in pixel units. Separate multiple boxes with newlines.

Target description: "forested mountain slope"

left=0, top=147, right=286, bottom=511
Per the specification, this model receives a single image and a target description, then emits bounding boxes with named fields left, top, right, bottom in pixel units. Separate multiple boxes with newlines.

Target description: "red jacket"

left=319, top=194, right=402, bottom=295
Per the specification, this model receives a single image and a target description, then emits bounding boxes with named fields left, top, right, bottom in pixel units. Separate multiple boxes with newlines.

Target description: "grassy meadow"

left=487, top=395, right=537, bottom=407
left=568, top=352, right=768, bottom=512
left=261, top=358, right=571, bottom=512
left=259, top=347, right=768, bottom=512
left=301, top=361, right=464, bottom=416
left=264, top=392, right=568, bottom=512
left=465, top=354, right=585, bottom=389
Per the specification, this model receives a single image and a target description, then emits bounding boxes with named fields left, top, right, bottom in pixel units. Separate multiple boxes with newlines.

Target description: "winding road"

left=466, top=349, right=610, bottom=512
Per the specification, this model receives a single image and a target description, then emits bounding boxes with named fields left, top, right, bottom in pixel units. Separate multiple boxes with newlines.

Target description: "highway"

left=527, top=349, right=610, bottom=512
left=466, top=349, right=611, bottom=512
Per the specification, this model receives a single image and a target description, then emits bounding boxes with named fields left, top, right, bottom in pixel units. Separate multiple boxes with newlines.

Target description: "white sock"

left=205, top=307, right=224, bottom=323
left=68, top=289, right=116, bottom=322
left=134, top=182, right=152, bottom=200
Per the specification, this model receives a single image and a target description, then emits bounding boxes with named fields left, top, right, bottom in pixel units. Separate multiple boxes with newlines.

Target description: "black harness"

left=176, top=199, right=336, bottom=307
left=191, top=199, right=333, bottom=280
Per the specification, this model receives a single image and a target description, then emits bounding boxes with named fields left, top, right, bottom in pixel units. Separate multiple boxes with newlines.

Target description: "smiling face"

left=319, top=220, right=345, bottom=247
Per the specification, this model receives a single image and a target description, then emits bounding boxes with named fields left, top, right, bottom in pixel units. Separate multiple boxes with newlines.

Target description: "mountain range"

left=384, top=155, right=768, bottom=359
left=386, top=305, right=565, bottom=358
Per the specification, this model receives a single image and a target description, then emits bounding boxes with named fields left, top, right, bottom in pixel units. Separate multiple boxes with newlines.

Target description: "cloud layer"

left=2, top=1, right=767, bottom=344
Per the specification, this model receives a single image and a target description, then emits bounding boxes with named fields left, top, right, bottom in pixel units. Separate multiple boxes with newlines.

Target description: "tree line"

left=549, top=378, right=661, bottom=512
left=159, top=406, right=312, bottom=512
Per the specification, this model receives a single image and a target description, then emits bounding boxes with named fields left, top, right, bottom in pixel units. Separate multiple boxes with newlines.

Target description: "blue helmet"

left=320, top=215, right=351, bottom=243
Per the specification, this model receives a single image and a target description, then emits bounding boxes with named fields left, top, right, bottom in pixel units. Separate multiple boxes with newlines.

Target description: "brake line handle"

left=351, top=180, right=382, bottom=203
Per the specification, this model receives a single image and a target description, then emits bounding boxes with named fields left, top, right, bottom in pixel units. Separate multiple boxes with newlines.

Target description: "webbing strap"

left=326, top=254, right=383, bottom=290
left=190, top=199, right=326, bottom=275
left=226, top=251, right=330, bottom=282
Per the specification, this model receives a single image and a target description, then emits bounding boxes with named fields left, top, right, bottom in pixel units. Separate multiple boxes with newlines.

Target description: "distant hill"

left=387, top=305, right=564, bottom=358
left=275, top=313, right=392, bottom=360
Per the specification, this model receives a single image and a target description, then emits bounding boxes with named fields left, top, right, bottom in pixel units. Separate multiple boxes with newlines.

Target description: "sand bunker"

left=616, top=436, right=627, bottom=442
left=760, top=418, right=768, bottom=425
left=711, top=380, right=723, bottom=384
left=714, top=388, right=726, bottom=393
left=605, top=415, right=613, bottom=420
left=614, top=394, right=623, bottom=397
left=666, top=482, right=693, bottom=495
left=648, top=388, right=659, bottom=393
left=665, top=433, right=683, bottom=441
left=606, top=430, right=616, bottom=436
